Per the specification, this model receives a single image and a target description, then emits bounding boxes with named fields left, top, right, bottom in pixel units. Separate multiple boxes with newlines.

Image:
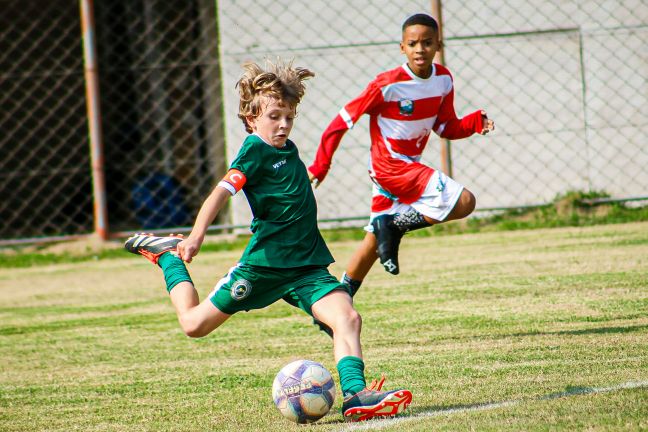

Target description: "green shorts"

left=208, top=264, right=350, bottom=316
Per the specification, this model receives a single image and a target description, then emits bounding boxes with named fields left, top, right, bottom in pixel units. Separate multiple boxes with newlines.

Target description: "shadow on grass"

left=401, top=323, right=648, bottom=346
left=509, top=323, right=648, bottom=338
left=0, top=312, right=174, bottom=335
left=381, top=380, right=648, bottom=427
left=406, top=399, right=516, bottom=417
left=405, top=383, right=616, bottom=416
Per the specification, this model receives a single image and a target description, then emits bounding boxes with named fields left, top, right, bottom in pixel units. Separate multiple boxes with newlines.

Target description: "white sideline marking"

left=338, top=381, right=648, bottom=431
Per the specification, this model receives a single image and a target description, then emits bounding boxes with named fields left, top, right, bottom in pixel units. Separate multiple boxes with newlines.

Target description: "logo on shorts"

left=231, top=279, right=252, bottom=300
left=436, top=174, right=446, bottom=192
left=399, top=99, right=414, bottom=115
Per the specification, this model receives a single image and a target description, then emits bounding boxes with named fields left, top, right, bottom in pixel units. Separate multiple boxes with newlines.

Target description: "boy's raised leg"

left=371, top=214, right=404, bottom=275
left=124, top=233, right=183, bottom=264
left=168, top=282, right=231, bottom=337
left=125, top=233, right=231, bottom=337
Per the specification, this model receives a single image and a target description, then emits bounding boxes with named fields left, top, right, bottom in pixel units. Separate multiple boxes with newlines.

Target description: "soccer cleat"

left=371, top=214, right=403, bottom=275
left=368, top=375, right=386, bottom=391
left=342, top=382, right=412, bottom=422
left=124, top=233, right=182, bottom=265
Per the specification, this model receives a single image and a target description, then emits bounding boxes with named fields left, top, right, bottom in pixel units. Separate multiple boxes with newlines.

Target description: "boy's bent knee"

left=179, top=316, right=208, bottom=338
left=345, top=308, right=362, bottom=331
left=182, top=324, right=207, bottom=338
left=452, top=190, right=475, bottom=219
left=184, top=328, right=206, bottom=338
left=464, top=190, right=476, bottom=214
left=326, top=307, right=362, bottom=335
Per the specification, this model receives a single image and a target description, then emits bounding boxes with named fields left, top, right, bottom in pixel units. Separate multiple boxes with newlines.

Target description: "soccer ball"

left=272, top=359, right=336, bottom=424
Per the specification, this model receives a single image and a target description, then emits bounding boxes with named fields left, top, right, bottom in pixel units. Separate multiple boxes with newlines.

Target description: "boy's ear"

left=245, top=115, right=256, bottom=131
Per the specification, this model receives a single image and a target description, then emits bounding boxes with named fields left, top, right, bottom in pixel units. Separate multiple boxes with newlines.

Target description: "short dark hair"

left=402, top=13, right=439, bottom=32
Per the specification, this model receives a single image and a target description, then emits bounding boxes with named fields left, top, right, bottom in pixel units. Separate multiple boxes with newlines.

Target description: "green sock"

left=158, top=252, right=193, bottom=293
left=337, top=356, right=366, bottom=397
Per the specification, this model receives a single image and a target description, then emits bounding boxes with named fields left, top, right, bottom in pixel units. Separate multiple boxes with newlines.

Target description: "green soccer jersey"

left=229, top=134, right=335, bottom=268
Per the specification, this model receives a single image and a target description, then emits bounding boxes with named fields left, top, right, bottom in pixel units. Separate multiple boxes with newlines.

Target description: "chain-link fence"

left=219, top=0, right=648, bottom=227
left=94, top=0, right=226, bottom=235
left=1, top=0, right=91, bottom=240
left=1, top=0, right=225, bottom=242
left=441, top=0, right=647, bottom=210
left=1, top=0, right=646, bottom=243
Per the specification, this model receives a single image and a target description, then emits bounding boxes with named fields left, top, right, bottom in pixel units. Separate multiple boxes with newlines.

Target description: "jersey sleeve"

left=308, top=80, right=385, bottom=182
left=217, top=168, right=247, bottom=196
left=433, top=72, right=483, bottom=140
left=227, top=142, right=260, bottom=190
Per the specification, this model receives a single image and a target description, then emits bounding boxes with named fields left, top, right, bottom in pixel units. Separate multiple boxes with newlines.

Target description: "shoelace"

left=367, top=375, right=386, bottom=391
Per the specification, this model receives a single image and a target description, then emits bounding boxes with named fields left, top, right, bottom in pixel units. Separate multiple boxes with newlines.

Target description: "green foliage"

left=0, top=247, right=126, bottom=268
left=0, top=236, right=251, bottom=269
left=419, top=191, right=648, bottom=237
left=1, top=191, right=646, bottom=268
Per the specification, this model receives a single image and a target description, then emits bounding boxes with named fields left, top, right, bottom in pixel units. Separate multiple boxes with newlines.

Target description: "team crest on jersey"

left=231, top=279, right=252, bottom=300
left=399, top=99, right=414, bottom=115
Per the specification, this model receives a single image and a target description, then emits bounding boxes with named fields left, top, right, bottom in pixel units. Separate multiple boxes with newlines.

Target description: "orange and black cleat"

left=342, top=377, right=412, bottom=422
left=124, top=233, right=182, bottom=265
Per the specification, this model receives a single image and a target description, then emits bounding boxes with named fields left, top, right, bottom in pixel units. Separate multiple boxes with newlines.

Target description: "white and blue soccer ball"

left=272, top=359, right=336, bottom=424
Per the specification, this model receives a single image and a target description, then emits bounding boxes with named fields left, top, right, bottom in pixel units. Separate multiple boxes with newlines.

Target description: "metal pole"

left=80, top=0, right=109, bottom=240
left=430, top=0, right=453, bottom=177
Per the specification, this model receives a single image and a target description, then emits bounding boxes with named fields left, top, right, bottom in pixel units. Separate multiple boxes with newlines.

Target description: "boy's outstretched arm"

left=309, top=81, right=384, bottom=185
left=480, top=112, right=495, bottom=134
left=177, top=186, right=231, bottom=262
left=308, top=115, right=350, bottom=186
left=434, top=81, right=494, bottom=139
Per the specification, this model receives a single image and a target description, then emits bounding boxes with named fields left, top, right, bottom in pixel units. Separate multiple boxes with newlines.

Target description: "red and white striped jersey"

left=308, top=63, right=483, bottom=204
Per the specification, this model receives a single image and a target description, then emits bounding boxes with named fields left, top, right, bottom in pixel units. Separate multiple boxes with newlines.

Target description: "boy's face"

left=400, top=24, right=440, bottom=78
left=246, top=96, right=295, bottom=148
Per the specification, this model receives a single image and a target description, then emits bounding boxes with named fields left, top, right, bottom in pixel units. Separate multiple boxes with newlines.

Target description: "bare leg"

left=345, top=232, right=379, bottom=281
left=311, top=290, right=362, bottom=362
left=168, top=281, right=231, bottom=338
left=347, top=189, right=476, bottom=279
left=424, top=188, right=476, bottom=224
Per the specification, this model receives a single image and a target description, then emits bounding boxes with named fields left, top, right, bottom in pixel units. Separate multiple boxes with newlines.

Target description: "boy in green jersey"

left=125, top=60, right=412, bottom=422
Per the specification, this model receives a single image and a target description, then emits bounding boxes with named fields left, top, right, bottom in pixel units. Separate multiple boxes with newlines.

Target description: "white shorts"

left=365, top=170, right=464, bottom=232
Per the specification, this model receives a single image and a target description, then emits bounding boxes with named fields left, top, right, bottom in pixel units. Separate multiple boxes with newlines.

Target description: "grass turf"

left=0, top=222, right=646, bottom=431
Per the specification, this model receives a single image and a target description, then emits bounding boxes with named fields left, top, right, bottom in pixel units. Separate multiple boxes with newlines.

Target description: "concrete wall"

left=216, top=0, right=647, bottom=228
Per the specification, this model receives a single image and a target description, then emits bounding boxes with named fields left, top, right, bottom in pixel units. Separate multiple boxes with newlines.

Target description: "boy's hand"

left=308, top=171, right=321, bottom=188
left=176, top=235, right=203, bottom=263
left=480, top=110, right=495, bottom=135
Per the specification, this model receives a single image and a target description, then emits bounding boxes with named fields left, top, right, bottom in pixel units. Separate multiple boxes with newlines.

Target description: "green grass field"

left=1, top=222, right=647, bottom=431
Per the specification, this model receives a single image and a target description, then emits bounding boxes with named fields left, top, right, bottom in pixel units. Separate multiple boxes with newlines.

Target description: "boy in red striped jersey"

left=308, top=13, right=494, bottom=287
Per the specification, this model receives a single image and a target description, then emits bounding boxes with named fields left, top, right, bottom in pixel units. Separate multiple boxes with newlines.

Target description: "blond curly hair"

left=236, top=59, right=315, bottom=133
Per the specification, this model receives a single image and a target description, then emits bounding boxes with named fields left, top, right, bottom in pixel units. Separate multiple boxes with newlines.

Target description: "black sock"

left=341, top=272, right=362, bottom=297
left=392, top=210, right=431, bottom=232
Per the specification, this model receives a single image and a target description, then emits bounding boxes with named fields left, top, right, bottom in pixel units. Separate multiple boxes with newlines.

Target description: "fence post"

left=430, top=0, right=453, bottom=177
left=80, top=0, right=109, bottom=240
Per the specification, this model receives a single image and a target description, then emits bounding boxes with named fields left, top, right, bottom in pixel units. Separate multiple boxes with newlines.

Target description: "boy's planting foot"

left=342, top=377, right=412, bottom=422
left=371, top=214, right=403, bottom=275
left=124, top=233, right=182, bottom=265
